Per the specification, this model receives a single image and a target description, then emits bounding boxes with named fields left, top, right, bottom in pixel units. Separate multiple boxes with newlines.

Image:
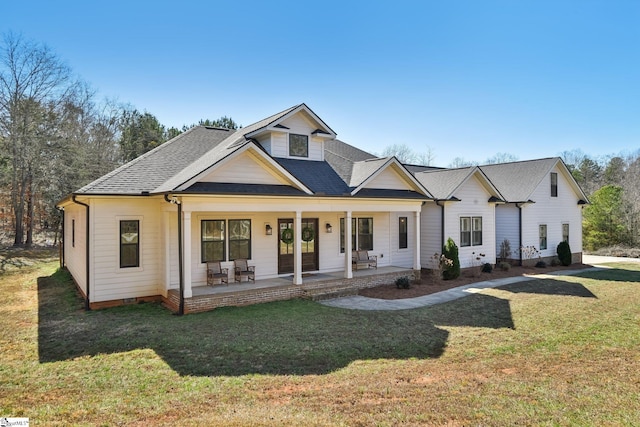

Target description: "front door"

left=278, top=218, right=319, bottom=274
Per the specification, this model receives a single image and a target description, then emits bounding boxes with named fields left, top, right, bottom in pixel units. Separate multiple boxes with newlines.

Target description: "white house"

left=58, top=104, right=432, bottom=313
left=58, top=104, right=588, bottom=314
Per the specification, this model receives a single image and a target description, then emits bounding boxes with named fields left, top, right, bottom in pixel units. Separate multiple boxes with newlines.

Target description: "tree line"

left=2, top=33, right=637, bottom=251
left=0, top=33, right=237, bottom=247
left=381, top=145, right=640, bottom=251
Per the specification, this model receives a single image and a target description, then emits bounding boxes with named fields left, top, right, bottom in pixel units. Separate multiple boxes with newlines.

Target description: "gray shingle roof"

left=414, top=167, right=475, bottom=199
left=77, top=126, right=232, bottom=194
left=324, top=139, right=377, bottom=183
left=275, top=158, right=350, bottom=195
left=479, top=157, right=560, bottom=202
left=349, top=158, right=391, bottom=187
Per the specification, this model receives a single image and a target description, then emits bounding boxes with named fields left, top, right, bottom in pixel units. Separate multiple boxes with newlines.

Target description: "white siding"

left=199, top=152, right=285, bottom=185
left=420, top=202, right=442, bottom=269
left=268, top=113, right=323, bottom=161
left=442, top=177, right=496, bottom=268
left=269, top=132, right=288, bottom=158
left=91, top=198, right=163, bottom=302
left=365, top=168, right=412, bottom=190
left=495, top=204, right=520, bottom=257
left=521, top=165, right=583, bottom=258
left=388, top=212, right=415, bottom=268
left=63, top=203, right=87, bottom=294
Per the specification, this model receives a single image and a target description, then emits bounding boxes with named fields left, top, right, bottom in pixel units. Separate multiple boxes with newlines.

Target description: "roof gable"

left=169, top=143, right=313, bottom=194
left=245, top=103, right=336, bottom=139
left=197, top=148, right=290, bottom=186
left=416, top=167, right=503, bottom=201
left=350, top=157, right=432, bottom=197
left=479, top=157, right=587, bottom=202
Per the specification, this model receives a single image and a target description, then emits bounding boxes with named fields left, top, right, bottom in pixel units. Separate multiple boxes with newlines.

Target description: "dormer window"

left=289, top=134, right=308, bottom=157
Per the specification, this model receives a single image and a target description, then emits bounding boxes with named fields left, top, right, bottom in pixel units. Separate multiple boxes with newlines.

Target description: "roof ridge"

left=479, top=156, right=559, bottom=168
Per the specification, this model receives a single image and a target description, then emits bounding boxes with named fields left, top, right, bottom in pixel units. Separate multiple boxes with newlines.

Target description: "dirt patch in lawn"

left=358, top=263, right=592, bottom=300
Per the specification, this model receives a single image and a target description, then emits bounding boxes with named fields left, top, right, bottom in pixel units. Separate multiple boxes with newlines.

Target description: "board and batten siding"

left=420, top=202, right=442, bottom=269
left=520, top=165, right=583, bottom=258
left=91, top=198, right=162, bottom=302
left=495, top=204, right=520, bottom=257
left=441, top=177, right=497, bottom=268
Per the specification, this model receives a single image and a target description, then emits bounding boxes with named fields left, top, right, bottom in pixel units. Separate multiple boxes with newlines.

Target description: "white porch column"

left=414, top=210, right=421, bottom=270
left=293, top=211, right=303, bottom=285
left=344, top=210, right=353, bottom=279
left=183, top=210, right=193, bottom=298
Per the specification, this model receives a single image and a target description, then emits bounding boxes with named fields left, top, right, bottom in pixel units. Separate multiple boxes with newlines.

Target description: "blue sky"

left=3, top=1, right=639, bottom=167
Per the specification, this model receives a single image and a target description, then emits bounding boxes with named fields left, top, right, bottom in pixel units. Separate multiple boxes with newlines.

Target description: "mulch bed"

left=358, top=263, right=592, bottom=300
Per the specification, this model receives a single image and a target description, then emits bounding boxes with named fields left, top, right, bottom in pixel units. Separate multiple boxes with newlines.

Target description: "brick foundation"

left=164, top=270, right=419, bottom=314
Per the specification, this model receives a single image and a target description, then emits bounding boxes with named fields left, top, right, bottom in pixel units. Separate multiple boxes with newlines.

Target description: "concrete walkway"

left=321, top=255, right=639, bottom=311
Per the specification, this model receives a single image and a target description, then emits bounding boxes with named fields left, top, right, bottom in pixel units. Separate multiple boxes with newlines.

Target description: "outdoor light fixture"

left=325, top=223, right=332, bottom=233
left=265, top=224, right=272, bottom=235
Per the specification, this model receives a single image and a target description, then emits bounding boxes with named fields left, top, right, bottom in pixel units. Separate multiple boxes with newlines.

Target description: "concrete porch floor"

left=190, top=266, right=412, bottom=297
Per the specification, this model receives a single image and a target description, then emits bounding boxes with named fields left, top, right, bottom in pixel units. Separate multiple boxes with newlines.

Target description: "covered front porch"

left=164, top=266, right=418, bottom=314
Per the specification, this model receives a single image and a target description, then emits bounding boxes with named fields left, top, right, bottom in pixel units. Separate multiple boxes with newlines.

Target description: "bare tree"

left=0, top=33, right=74, bottom=246
left=484, top=152, right=518, bottom=164
left=381, top=143, right=435, bottom=166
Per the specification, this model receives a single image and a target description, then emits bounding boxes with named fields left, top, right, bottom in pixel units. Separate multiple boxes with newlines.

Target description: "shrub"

left=499, top=239, right=512, bottom=260
left=442, top=238, right=460, bottom=280
left=535, top=260, right=547, bottom=268
left=557, top=241, right=572, bottom=266
left=395, top=276, right=410, bottom=289
left=481, top=263, right=493, bottom=273
left=498, top=262, right=511, bottom=271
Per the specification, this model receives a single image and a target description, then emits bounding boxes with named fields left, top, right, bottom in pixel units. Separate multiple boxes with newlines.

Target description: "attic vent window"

left=289, top=134, right=308, bottom=158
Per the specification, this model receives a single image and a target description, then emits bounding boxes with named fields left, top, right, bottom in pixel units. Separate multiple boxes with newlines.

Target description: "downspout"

left=517, top=203, right=523, bottom=266
left=71, top=195, right=91, bottom=311
left=436, top=200, right=445, bottom=249
left=164, top=194, right=184, bottom=315
left=56, top=206, right=65, bottom=269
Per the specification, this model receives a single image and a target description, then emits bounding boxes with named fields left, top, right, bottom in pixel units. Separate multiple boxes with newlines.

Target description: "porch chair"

left=352, top=250, right=377, bottom=271
left=234, top=259, right=255, bottom=283
left=206, top=262, right=229, bottom=286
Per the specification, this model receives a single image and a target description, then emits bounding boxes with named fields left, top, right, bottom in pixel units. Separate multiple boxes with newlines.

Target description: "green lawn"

left=1, top=253, right=639, bottom=426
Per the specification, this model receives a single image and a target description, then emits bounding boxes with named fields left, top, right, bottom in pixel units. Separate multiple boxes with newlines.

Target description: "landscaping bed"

left=359, top=263, right=592, bottom=299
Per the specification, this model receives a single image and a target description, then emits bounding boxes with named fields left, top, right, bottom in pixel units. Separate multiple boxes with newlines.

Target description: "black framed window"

left=72, top=219, right=75, bottom=248
left=289, top=134, right=309, bottom=157
left=120, top=220, right=139, bottom=268
left=551, top=172, right=558, bottom=197
left=399, top=216, right=408, bottom=249
left=539, top=224, right=548, bottom=250
left=201, top=220, right=225, bottom=262
left=562, top=223, right=569, bottom=243
left=229, top=219, right=251, bottom=260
